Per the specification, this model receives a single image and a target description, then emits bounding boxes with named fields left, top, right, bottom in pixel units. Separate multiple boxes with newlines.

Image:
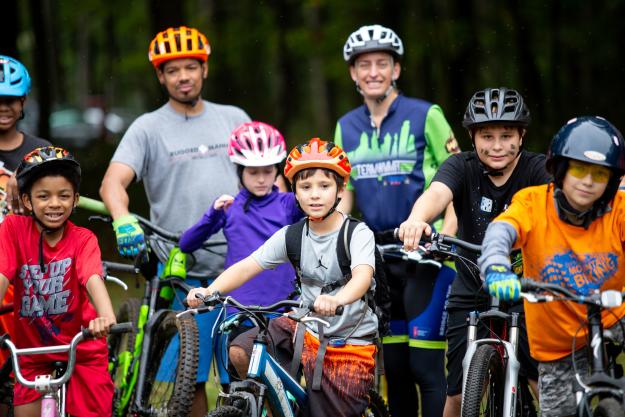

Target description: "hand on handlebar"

left=112, top=214, right=148, bottom=261
left=313, top=294, right=343, bottom=317
left=88, top=316, right=117, bottom=338
left=485, top=264, right=520, bottom=302
left=398, top=219, right=431, bottom=252
left=186, top=287, right=212, bottom=308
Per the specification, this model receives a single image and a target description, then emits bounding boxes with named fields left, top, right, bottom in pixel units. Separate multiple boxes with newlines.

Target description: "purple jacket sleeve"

left=179, top=205, right=227, bottom=253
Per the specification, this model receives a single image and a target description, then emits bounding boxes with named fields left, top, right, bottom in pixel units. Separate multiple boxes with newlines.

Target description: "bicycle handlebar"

left=185, top=293, right=344, bottom=316
left=520, top=278, right=625, bottom=308
left=1, top=322, right=133, bottom=391
left=389, top=228, right=482, bottom=254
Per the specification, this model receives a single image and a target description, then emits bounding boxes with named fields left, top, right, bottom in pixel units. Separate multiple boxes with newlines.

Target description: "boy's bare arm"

left=315, top=264, right=373, bottom=316
left=86, top=275, right=117, bottom=337
left=399, top=181, right=453, bottom=250
left=187, top=256, right=264, bottom=307
left=439, top=201, right=458, bottom=236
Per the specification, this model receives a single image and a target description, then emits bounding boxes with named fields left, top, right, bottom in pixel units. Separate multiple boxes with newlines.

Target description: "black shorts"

left=445, top=304, right=539, bottom=396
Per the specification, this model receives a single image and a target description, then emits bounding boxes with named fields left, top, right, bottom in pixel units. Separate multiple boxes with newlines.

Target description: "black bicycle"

left=520, top=279, right=625, bottom=417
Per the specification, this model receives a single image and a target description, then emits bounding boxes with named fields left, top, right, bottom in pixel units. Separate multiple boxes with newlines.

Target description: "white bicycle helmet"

left=228, top=121, right=287, bottom=167
left=343, top=24, right=404, bottom=63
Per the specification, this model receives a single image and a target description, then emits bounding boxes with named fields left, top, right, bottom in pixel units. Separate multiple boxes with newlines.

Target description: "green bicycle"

left=80, top=197, right=224, bottom=417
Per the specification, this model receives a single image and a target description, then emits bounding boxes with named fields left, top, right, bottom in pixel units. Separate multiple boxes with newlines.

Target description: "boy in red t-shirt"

left=0, top=146, right=116, bottom=417
left=478, top=116, right=625, bottom=417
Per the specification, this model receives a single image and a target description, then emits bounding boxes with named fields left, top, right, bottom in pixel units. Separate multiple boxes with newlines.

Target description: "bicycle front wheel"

left=461, top=344, right=505, bottom=417
left=206, top=405, right=245, bottom=417
left=594, top=398, right=625, bottom=417
left=141, top=311, right=199, bottom=417
left=364, top=388, right=390, bottom=417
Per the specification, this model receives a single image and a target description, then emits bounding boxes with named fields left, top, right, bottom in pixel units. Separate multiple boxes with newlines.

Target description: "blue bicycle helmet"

left=0, top=55, right=31, bottom=97
left=547, top=116, right=625, bottom=174
left=547, top=116, right=625, bottom=212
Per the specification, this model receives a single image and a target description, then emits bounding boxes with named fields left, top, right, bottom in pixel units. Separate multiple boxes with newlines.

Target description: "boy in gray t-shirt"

left=187, top=138, right=377, bottom=417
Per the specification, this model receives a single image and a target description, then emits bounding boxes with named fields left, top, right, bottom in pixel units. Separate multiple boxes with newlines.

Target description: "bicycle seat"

left=52, top=361, right=67, bottom=376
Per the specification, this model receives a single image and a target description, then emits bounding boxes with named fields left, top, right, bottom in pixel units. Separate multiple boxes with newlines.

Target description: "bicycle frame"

left=571, top=302, right=625, bottom=414
left=521, top=279, right=625, bottom=416
left=245, top=335, right=307, bottom=417
left=2, top=324, right=132, bottom=417
left=461, top=302, right=524, bottom=416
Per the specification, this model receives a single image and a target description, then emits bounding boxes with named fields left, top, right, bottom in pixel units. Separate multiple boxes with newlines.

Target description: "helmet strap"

left=354, top=81, right=396, bottom=104
left=307, top=196, right=341, bottom=222
left=552, top=186, right=608, bottom=229
left=31, top=213, right=64, bottom=272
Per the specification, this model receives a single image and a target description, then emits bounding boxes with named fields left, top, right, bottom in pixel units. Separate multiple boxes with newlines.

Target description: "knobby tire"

left=141, top=311, right=199, bottom=417
left=462, top=344, right=505, bottom=417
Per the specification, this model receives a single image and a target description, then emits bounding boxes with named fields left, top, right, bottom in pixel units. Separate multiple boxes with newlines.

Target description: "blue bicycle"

left=183, top=294, right=389, bottom=417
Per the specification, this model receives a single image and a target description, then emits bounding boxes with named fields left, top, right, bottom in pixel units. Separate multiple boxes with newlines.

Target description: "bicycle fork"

left=461, top=311, right=522, bottom=417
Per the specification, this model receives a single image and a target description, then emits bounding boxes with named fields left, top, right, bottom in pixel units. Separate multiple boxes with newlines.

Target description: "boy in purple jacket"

left=180, top=121, right=302, bottom=312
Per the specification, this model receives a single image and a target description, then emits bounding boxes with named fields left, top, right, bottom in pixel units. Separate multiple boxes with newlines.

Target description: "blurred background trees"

left=7, top=0, right=625, bottom=223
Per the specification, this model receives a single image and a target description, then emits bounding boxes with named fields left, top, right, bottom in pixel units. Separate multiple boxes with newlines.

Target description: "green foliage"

left=13, top=0, right=625, bottom=165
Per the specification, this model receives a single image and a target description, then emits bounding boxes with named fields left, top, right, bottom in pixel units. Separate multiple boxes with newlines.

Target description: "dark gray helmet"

left=462, top=87, right=531, bottom=129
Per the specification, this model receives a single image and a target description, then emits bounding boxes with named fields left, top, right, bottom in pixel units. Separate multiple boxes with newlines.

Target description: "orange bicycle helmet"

left=284, top=138, right=351, bottom=184
left=148, top=26, right=211, bottom=69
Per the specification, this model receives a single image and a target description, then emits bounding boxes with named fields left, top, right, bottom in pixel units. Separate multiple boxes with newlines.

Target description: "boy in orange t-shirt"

left=478, top=116, right=625, bottom=417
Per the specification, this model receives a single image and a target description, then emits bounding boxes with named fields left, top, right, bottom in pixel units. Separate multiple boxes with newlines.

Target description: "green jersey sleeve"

left=423, top=105, right=458, bottom=189
left=333, top=122, right=355, bottom=191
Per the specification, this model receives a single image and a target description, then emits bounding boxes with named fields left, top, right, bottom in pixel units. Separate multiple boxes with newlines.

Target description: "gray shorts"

left=538, top=320, right=625, bottom=417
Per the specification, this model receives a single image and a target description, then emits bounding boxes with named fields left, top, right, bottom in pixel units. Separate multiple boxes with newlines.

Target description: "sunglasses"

left=567, top=161, right=612, bottom=183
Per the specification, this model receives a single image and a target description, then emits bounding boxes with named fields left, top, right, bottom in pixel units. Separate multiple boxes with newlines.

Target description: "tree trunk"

left=0, top=2, right=20, bottom=59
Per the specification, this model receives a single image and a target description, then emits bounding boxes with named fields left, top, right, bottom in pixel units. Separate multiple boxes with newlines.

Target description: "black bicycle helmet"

left=16, top=146, right=81, bottom=194
left=462, top=87, right=531, bottom=129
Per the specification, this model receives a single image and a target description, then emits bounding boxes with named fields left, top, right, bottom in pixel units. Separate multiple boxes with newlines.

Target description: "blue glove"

left=112, top=214, right=147, bottom=260
left=485, top=264, right=520, bottom=302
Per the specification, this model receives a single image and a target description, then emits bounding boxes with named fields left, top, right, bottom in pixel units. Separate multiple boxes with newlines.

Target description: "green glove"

left=112, top=214, right=147, bottom=259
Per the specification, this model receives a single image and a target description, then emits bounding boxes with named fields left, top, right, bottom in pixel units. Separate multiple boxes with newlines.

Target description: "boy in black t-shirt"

left=398, top=87, right=551, bottom=417
left=0, top=55, right=51, bottom=219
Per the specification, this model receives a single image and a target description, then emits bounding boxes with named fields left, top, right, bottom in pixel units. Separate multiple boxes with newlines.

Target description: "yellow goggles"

left=567, top=161, right=612, bottom=183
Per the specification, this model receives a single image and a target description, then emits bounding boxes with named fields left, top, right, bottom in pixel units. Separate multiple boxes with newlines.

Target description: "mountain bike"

left=79, top=196, right=224, bottom=417
left=0, top=323, right=133, bottom=417
left=520, top=278, right=625, bottom=417
left=183, top=294, right=389, bottom=417
left=392, top=230, right=537, bottom=417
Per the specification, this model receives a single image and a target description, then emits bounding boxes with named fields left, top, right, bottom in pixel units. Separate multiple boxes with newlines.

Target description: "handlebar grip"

left=109, top=322, right=135, bottom=335
left=82, top=322, right=135, bottom=338
left=305, top=302, right=343, bottom=316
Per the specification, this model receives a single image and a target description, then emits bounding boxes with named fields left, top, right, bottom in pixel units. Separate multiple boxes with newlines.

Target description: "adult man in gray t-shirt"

left=99, top=26, right=250, bottom=416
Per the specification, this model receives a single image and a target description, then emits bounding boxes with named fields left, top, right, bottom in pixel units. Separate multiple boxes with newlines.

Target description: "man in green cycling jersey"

left=99, top=26, right=250, bottom=416
left=334, top=24, right=459, bottom=417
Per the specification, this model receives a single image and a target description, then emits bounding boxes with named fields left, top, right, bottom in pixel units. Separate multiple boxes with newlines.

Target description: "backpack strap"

left=336, top=216, right=360, bottom=276
left=285, top=218, right=307, bottom=292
